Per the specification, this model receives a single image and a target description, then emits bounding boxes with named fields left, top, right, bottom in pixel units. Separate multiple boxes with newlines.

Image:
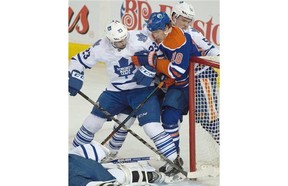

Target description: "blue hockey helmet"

left=147, top=12, right=170, bottom=32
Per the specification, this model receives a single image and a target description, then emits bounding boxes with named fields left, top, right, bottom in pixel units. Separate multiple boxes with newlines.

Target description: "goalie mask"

left=105, top=20, right=128, bottom=49
left=171, top=1, right=195, bottom=21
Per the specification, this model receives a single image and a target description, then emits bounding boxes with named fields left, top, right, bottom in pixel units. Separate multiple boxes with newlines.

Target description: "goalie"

left=69, top=140, right=184, bottom=186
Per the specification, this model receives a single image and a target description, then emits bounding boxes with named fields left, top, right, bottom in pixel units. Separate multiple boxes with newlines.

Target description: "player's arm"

left=131, top=50, right=189, bottom=88
left=69, top=39, right=103, bottom=72
left=68, top=47, right=92, bottom=96
left=190, top=28, right=219, bottom=56
left=68, top=40, right=102, bottom=96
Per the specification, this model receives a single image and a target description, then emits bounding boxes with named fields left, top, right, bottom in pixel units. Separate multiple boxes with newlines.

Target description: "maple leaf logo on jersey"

left=114, top=57, right=135, bottom=79
left=136, top=32, right=147, bottom=42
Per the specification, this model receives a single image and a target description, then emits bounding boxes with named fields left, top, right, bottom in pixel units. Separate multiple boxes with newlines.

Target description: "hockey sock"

left=108, top=127, right=128, bottom=152
left=162, top=124, right=180, bottom=154
left=108, top=113, right=135, bottom=153
left=72, top=125, right=94, bottom=147
left=143, top=122, right=177, bottom=161
left=162, top=107, right=182, bottom=154
left=73, top=114, right=106, bottom=147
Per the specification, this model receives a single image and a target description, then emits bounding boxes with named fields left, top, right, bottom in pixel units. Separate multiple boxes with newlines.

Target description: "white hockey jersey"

left=185, top=26, right=220, bottom=56
left=69, top=30, right=159, bottom=92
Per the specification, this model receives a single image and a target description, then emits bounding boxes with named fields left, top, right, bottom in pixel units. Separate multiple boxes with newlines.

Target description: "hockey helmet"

left=171, top=1, right=195, bottom=20
left=105, top=20, right=128, bottom=43
left=147, top=12, right=170, bottom=32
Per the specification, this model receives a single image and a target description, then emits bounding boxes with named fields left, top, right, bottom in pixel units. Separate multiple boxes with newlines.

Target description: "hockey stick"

left=119, top=124, right=190, bottom=178
left=78, top=87, right=190, bottom=178
left=108, top=156, right=160, bottom=164
left=78, top=81, right=164, bottom=145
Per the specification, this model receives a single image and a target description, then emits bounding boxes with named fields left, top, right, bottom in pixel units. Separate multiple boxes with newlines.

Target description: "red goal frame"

left=188, top=56, right=220, bottom=172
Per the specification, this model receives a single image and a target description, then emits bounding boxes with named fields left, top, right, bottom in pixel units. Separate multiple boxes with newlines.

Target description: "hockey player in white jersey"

left=69, top=140, right=183, bottom=186
left=69, top=20, right=180, bottom=169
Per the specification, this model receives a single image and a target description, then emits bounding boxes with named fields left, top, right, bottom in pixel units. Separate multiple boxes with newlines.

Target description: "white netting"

left=194, top=123, right=219, bottom=178
left=192, top=56, right=220, bottom=178
left=195, top=56, right=220, bottom=144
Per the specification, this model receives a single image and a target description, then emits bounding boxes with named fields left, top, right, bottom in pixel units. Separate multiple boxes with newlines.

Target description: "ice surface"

left=69, top=63, right=219, bottom=186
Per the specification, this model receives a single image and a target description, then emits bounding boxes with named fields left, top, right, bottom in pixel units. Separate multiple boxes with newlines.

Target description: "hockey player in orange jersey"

left=131, top=11, right=200, bottom=176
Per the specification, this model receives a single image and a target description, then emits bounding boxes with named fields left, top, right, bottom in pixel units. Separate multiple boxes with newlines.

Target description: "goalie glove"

left=132, top=65, right=156, bottom=86
left=131, top=50, right=157, bottom=68
left=69, top=70, right=84, bottom=96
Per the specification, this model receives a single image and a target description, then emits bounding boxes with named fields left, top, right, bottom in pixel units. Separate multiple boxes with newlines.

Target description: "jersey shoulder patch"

left=129, top=30, right=148, bottom=43
left=162, top=27, right=186, bottom=50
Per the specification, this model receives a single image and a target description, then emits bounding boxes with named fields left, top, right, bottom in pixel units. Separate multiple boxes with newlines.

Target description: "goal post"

left=188, top=56, right=220, bottom=177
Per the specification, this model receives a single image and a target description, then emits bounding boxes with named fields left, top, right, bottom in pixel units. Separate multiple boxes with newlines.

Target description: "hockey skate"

left=149, top=171, right=166, bottom=184
left=150, top=170, right=185, bottom=184
left=159, top=155, right=184, bottom=176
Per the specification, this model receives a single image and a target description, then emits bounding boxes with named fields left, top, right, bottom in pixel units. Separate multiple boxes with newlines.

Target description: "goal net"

left=188, top=56, right=220, bottom=178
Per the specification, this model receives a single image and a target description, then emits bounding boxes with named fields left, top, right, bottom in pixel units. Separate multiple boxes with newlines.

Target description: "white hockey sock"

left=108, top=127, right=128, bottom=153
left=143, top=122, right=177, bottom=161
left=108, top=114, right=136, bottom=153
left=72, top=125, right=95, bottom=147
left=73, top=114, right=106, bottom=147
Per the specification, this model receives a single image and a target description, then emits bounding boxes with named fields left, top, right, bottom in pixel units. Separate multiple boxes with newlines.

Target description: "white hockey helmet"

left=105, top=20, right=128, bottom=43
left=171, top=1, right=195, bottom=20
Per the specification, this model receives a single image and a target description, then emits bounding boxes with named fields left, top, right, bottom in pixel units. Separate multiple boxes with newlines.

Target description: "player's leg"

left=72, top=113, right=107, bottom=148
left=69, top=154, right=117, bottom=186
left=161, top=107, right=182, bottom=153
left=103, top=107, right=136, bottom=162
left=106, top=162, right=168, bottom=185
left=72, top=91, right=126, bottom=148
left=105, top=88, right=168, bottom=160
left=159, top=87, right=189, bottom=176
left=69, top=140, right=183, bottom=185
left=69, top=142, right=120, bottom=185
left=129, top=87, right=178, bottom=162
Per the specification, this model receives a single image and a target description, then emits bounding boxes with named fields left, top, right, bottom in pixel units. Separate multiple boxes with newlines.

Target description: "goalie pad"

left=103, top=161, right=157, bottom=185
left=103, top=161, right=184, bottom=185
left=69, top=140, right=111, bottom=162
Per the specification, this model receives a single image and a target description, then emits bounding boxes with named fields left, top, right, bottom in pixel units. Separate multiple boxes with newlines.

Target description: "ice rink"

left=69, top=63, right=219, bottom=186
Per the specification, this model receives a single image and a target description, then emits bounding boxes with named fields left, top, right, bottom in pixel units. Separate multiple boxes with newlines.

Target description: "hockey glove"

left=69, top=70, right=84, bottom=96
left=156, top=74, right=175, bottom=88
left=131, top=50, right=157, bottom=68
left=132, top=65, right=156, bottom=86
left=163, top=77, right=175, bottom=88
